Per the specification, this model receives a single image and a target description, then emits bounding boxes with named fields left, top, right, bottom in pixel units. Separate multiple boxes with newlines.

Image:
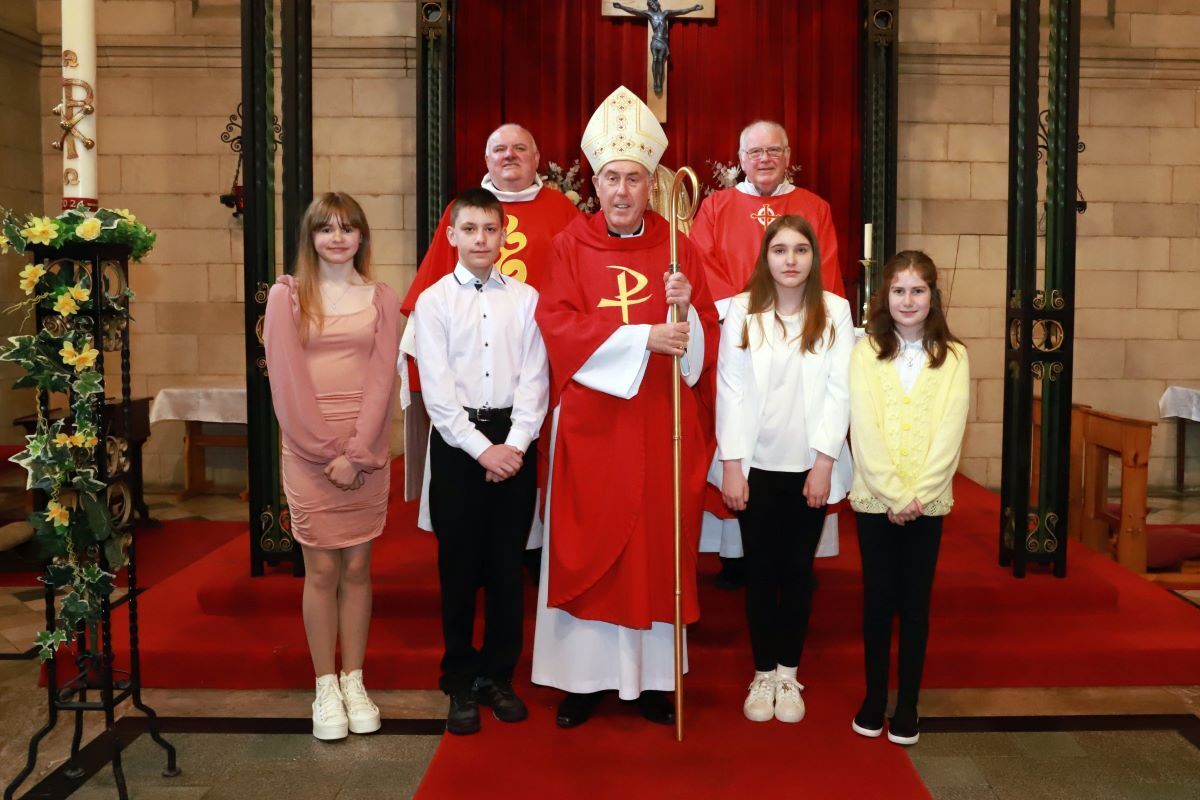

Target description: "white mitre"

left=580, top=85, right=667, bottom=173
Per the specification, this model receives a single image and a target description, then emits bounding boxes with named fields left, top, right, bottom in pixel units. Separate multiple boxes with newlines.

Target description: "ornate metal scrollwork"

left=106, top=435, right=131, bottom=475
left=420, top=1, right=448, bottom=40
left=1033, top=289, right=1045, bottom=310
left=107, top=480, right=133, bottom=528
left=101, top=316, right=127, bottom=352
left=254, top=281, right=270, bottom=304
left=1008, top=319, right=1021, bottom=350
left=259, top=509, right=276, bottom=551
left=42, top=315, right=71, bottom=337
left=1031, top=319, right=1064, bottom=352
left=100, top=260, right=128, bottom=302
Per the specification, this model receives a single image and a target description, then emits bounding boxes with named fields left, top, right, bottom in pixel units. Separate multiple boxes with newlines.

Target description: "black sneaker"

left=475, top=678, right=528, bottom=723
left=887, top=708, right=919, bottom=746
left=852, top=701, right=885, bottom=738
left=446, top=689, right=480, bottom=735
left=556, top=691, right=603, bottom=729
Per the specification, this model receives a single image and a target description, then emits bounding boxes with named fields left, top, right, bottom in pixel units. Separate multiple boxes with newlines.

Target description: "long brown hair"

left=866, top=250, right=962, bottom=368
left=293, top=192, right=373, bottom=341
left=739, top=215, right=831, bottom=354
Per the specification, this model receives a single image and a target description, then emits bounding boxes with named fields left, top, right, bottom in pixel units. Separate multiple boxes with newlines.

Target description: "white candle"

left=863, top=222, right=873, bottom=261
left=60, top=0, right=97, bottom=210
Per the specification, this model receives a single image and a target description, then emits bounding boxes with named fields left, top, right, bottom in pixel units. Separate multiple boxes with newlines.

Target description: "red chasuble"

left=536, top=211, right=719, bottom=629
left=401, top=187, right=581, bottom=316
left=689, top=186, right=845, bottom=303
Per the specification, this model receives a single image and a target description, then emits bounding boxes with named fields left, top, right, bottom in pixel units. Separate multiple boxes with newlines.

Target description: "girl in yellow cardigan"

left=848, top=250, right=969, bottom=746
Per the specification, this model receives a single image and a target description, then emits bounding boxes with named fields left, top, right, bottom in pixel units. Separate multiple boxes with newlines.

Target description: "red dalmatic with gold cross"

left=689, top=186, right=845, bottom=305
left=536, top=211, right=719, bottom=629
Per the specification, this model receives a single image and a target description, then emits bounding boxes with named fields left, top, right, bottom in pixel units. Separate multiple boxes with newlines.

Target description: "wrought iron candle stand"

left=4, top=243, right=178, bottom=800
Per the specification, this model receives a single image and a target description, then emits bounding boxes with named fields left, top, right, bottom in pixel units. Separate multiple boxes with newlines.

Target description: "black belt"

left=464, top=406, right=512, bottom=424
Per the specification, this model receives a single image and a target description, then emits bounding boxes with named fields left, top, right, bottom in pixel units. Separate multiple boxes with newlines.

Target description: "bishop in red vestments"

left=531, top=87, right=718, bottom=729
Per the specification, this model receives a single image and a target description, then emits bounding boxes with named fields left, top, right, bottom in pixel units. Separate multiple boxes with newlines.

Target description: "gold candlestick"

left=859, top=257, right=877, bottom=325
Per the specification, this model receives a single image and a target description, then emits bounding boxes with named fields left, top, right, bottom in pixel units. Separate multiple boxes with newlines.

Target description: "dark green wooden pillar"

left=416, top=0, right=455, bottom=264
left=242, top=0, right=293, bottom=575
left=1000, top=0, right=1080, bottom=578
left=860, top=0, right=899, bottom=325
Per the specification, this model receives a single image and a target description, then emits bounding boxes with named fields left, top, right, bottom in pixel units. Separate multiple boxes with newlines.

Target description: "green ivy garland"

left=0, top=207, right=151, bottom=661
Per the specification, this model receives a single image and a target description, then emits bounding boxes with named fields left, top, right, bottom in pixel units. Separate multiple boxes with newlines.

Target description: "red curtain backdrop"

left=452, top=0, right=863, bottom=293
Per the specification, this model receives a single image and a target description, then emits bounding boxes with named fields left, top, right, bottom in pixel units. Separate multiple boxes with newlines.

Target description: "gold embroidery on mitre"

left=597, top=265, right=652, bottom=324
left=750, top=203, right=779, bottom=229
left=496, top=213, right=528, bottom=283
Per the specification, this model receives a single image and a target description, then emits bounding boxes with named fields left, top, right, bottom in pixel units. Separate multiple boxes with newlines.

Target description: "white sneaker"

left=340, top=669, right=382, bottom=734
left=774, top=677, right=806, bottom=723
left=312, top=674, right=348, bottom=740
left=743, top=674, right=776, bottom=722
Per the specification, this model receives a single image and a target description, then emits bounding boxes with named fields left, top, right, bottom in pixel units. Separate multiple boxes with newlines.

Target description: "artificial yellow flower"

left=72, top=342, right=98, bottom=370
left=53, top=293, right=79, bottom=317
left=54, top=432, right=71, bottom=446
left=21, top=216, right=57, bottom=247
left=68, top=284, right=90, bottom=302
left=75, top=217, right=102, bottom=241
left=46, top=501, right=69, bottom=527
left=54, top=432, right=86, bottom=448
left=19, top=264, right=46, bottom=295
left=0, top=233, right=9, bottom=255
left=83, top=434, right=98, bottom=448
left=114, top=209, right=136, bottom=224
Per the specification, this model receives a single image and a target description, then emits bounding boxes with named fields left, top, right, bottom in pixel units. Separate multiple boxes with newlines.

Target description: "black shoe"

left=887, top=708, right=920, bottom=746
left=637, top=690, right=675, bottom=725
left=475, top=678, right=528, bottom=723
left=556, top=691, right=603, bottom=729
left=714, top=556, right=746, bottom=591
left=446, top=689, right=480, bottom=735
left=852, top=700, right=885, bottom=738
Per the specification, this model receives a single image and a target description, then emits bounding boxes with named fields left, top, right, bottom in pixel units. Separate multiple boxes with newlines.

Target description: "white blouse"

left=893, top=335, right=928, bottom=393
left=751, top=313, right=813, bottom=472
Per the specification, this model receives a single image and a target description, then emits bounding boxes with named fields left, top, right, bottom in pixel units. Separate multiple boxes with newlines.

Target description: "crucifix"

left=603, top=0, right=713, bottom=122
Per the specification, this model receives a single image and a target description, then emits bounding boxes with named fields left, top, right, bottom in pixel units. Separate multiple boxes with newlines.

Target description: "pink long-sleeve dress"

left=263, top=274, right=401, bottom=549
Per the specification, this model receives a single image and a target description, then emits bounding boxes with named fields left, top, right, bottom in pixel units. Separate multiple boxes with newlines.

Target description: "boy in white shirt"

left=412, top=187, right=550, bottom=735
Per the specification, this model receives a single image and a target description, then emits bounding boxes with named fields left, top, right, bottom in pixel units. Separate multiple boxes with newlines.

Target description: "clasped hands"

left=647, top=271, right=692, bottom=357
left=888, top=497, right=923, bottom=525
left=478, top=444, right=524, bottom=483
left=720, top=454, right=835, bottom=512
left=325, top=454, right=363, bottom=491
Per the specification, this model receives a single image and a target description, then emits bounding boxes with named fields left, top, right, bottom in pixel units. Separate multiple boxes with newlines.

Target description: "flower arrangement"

left=0, top=210, right=148, bottom=661
left=540, top=160, right=598, bottom=213
left=1, top=206, right=156, bottom=262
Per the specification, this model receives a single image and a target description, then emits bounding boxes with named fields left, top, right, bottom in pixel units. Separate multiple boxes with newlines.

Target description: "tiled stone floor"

left=0, top=487, right=1198, bottom=798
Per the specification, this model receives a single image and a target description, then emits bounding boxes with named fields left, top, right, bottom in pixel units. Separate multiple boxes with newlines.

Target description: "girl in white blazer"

left=715, top=215, right=854, bottom=724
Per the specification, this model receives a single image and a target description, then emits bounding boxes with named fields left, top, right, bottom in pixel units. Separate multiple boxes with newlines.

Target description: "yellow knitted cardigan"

left=848, top=337, right=970, bottom=516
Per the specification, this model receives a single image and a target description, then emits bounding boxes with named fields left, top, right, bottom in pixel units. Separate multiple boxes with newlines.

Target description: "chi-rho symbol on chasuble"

left=602, top=0, right=714, bottom=122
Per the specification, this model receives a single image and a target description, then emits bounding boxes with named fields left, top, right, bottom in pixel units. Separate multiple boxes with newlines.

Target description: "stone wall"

left=0, top=4, right=43, bottom=446
left=897, top=0, right=1199, bottom=489
left=7, top=0, right=418, bottom=488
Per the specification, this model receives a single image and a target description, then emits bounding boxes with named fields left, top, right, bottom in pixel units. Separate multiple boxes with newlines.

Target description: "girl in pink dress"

left=263, top=192, right=401, bottom=740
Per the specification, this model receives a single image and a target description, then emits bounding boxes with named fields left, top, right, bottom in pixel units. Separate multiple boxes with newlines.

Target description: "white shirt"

left=751, top=312, right=813, bottom=472
left=412, top=263, right=549, bottom=460
left=894, top=335, right=928, bottom=393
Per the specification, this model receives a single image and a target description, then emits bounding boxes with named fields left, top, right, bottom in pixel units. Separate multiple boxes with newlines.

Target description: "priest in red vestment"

left=531, top=86, right=719, bottom=728
left=399, top=123, right=580, bottom=523
left=690, top=120, right=846, bottom=581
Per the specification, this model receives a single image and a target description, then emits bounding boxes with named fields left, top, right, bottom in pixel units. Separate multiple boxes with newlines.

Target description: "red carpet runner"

left=103, top=465, right=1200, bottom=798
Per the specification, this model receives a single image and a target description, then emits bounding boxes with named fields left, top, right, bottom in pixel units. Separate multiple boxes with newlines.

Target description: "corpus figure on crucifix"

left=613, top=0, right=704, bottom=94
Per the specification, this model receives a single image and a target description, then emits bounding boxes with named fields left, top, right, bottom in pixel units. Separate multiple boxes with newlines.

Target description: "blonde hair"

left=293, top=192, right=372, bottom=341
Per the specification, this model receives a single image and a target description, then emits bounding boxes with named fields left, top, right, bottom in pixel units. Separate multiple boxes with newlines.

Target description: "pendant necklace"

left=322, top=281, right=354, bottom=311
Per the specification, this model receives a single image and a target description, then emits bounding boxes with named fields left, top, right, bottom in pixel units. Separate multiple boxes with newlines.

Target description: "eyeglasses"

left=741, top=146, right=787, bottom=160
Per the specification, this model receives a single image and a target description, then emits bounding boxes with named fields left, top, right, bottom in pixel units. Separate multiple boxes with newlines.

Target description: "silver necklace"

left=322, top=282, right=354, bottom=310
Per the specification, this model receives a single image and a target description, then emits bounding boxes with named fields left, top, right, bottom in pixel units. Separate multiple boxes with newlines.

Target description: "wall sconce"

left=218, top=103, right=281, bottom=220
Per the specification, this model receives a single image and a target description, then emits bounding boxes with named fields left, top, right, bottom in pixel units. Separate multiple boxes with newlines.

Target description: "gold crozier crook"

left=667, top=165, right=700, bottom=743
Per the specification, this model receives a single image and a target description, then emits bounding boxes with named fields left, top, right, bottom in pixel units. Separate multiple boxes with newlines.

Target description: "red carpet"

left=111, top=465, right=1200, bottom=691
left=92, top=464, right=1200, bottom=799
